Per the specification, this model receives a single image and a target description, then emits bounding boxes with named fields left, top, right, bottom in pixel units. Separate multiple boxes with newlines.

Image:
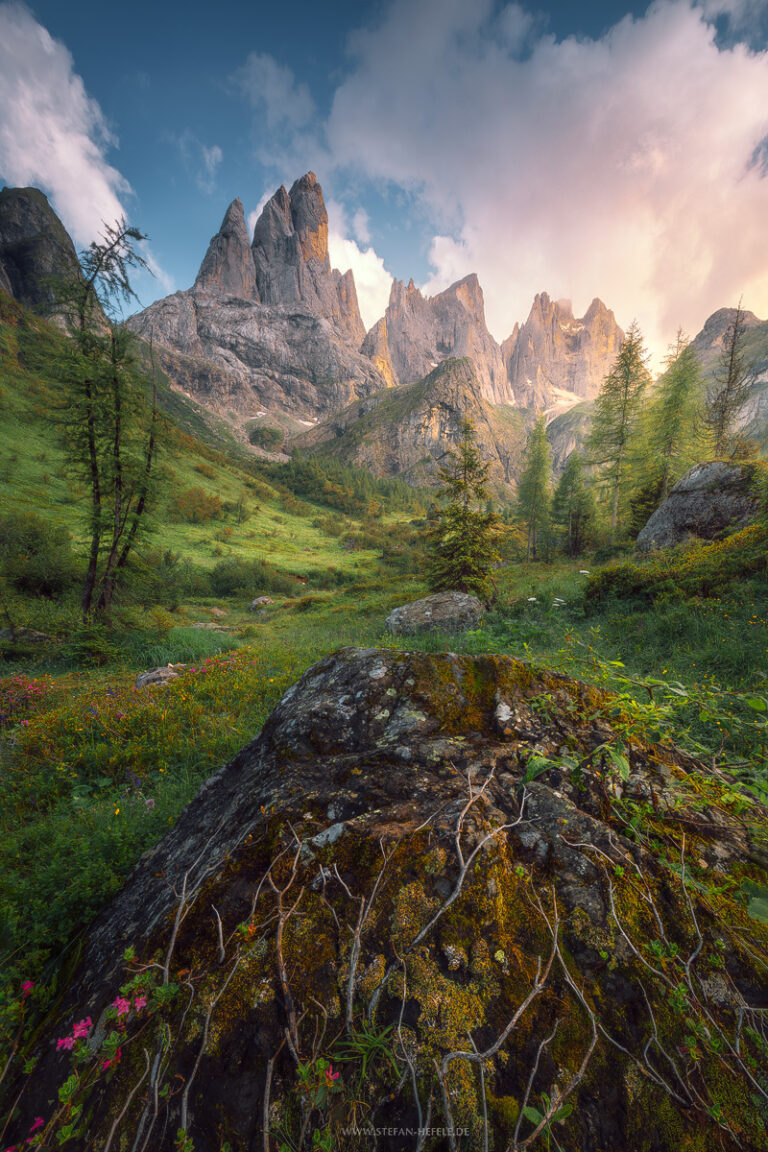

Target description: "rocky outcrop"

left=636, top=461, right=761, bottom=552
left=385, top=590, right=484, bottom=634
left=0, top=186, right=80, bottom=315
left=295, top=357, right=527, bottom=489
left=383, top=274, right=512, bottom=404
left=7, top=646, right=768, bottom=1151
left=360, top=315, right=396, bottom=389
left=129, top=174, right=388, bottom=421
left=252, top=173, right=365, bottom=347
left=504, top=293, right=624, bottom=411
left=194, top=198, right=257, bottom=298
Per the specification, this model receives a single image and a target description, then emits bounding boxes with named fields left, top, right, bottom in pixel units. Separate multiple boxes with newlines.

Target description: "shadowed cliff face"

left=0, top=187, right=80, bottom=316
left=6, top=648, right=767, bottom=1152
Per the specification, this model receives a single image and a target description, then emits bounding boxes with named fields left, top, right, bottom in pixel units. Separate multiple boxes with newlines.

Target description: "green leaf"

left=523, top=1106, right=544, bottom=1124
left=747, top=697, right=767, bottom=712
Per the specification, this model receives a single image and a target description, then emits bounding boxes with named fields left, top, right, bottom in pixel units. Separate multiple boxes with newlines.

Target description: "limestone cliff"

left=128, top=174, right=385, bottom=421
left=295, top=357, right=526, bottom=490
left=504, top=293, right=624, bottom=411
left=0, top=186, right=80, bottom=316
left=6, top=647, right=768, bottom=1151
left=383, top=274, right=512, bottom=404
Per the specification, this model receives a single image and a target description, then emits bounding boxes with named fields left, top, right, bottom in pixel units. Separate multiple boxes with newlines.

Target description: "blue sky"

left=1, top=0, right=768, bottom=359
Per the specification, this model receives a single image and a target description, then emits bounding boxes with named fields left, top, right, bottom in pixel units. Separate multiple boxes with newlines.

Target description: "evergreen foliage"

left=427, top=420, right=499, bottom=599
left=705, top=301, right=756, bottom=458
left=646, top=330, right=707, bottom=500
left=517, top=417, right=553, bottom=560
left=587, top=321, right=651, bottom=542
left=54, top=220, right=160, bottom=618
left=551, top=451, right=596, bottom=555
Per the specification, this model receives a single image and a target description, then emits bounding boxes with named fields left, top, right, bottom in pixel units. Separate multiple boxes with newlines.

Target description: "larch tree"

left=56, top=220, right=160, bottom=619
left=427, top=419, right=499, bottom=600
left=516, top=417, right=552, bottom=561
left=646, top=331, right=707, bottom=500
left=587, top=321, right=651, bottom=543
left=705, top=301, right=756, bottom=458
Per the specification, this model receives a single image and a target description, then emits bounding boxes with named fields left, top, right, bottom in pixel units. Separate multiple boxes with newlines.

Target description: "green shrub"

left=0, top=511, right=78, bottom=598
left=248, top=425, right=285, bottom=450
left=209, top=557, right=299, bottom=597
left=168, top=486, right=223, bottom=523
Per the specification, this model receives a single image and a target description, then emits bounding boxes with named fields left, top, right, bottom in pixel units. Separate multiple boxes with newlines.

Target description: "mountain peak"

left=195, top=198, right=257, bottom=298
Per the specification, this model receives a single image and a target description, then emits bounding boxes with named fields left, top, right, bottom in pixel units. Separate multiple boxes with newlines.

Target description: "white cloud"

left=0, top=1, right=130, bottom=245
left=327, top=199, right=392, bottom=329
left=235, top=52, right=316, bottom=133
left=175, top=130, right=223, bottom=194
left=327, top=0, right=768, bottom=361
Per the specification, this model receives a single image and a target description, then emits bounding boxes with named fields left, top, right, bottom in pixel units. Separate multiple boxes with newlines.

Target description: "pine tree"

left=587, top=321, right=651, bottom=543
left=646, top=330, right=707, bottom=500
left=551, top=451, right=595, bottom=555
left=705, top=301, right=755, bottom=458
left=516, top=417, right=552, bottom=561
left=427, top=420, right=499, bottom=600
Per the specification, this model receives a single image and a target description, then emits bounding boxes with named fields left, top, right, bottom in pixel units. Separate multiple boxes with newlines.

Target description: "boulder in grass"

left=135, top=663, right=186, bottom=690
left=249, top=596, right=274, bottom=610
left=636, top=461, right=760, bottom=553
left=385, top=589, right=483, bottom=634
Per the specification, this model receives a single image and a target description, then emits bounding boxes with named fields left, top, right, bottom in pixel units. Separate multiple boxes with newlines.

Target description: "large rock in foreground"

left=636, top=461, right=760, bottom=552
left=386, top=590, right=484, bottom=634
left=6, top=649, right=768, bottom=1151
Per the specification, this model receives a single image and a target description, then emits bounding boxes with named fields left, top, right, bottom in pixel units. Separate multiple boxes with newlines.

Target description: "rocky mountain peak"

left=691, top=306, right=762, bottom=354
left=288, top=171, right=329, bottom=266
left=0, top=186, right=80, bottom=316
left=382, top=275, right=511, bottom=404
left=194, top=197, right=257, bottom=299
left=504, top=292, right=624, bottom=411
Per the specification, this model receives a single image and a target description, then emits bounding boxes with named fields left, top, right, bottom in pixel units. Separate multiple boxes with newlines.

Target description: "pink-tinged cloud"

left=0, top=1, right=131, bottom=245
left=327, top=0, right=768, bottom=358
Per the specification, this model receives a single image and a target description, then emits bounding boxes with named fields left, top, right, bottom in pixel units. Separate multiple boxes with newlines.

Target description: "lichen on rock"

left=4, top=647, right=768, bottom=1151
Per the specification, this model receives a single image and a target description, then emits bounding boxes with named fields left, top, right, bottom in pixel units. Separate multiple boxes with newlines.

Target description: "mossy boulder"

left=4, top=648, right=768, bottom=1151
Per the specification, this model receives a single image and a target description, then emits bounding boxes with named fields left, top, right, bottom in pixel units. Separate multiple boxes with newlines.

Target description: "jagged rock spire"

left=195, top=198, right=258, bottom=299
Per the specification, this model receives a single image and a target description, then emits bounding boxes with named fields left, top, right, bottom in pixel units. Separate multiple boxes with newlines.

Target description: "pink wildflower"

left=112, top=996, right=131, bottom=1018
left=134, top=995, right=147, bottom=1011
left=72, top=1017, right=92, bottom=1039
left=101, top=1059, right=111, bottom=1071
left=56, top=1036, right=75, bottom=1051
left=20, top=981, right=34, bottom=999
left=324, top=1064, right=340, bottom=1086
left=29, top=1119, right=44, bottom=1133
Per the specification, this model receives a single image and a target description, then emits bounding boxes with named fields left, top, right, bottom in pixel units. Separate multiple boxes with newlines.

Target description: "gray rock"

left=194, top=198, right=258, bottom=298
left=135, top=664, right=186, bottom=690
left=636, top=461, right=760, bottom=552
left=249, top=596, right=273, bottom=609
left=0, top=187, right=80, bottom=316
left=503, top=292, right=624, bottom=411
left=385, top=590, right=484, bottom=634
left=383, top=274, right=512, bottom=404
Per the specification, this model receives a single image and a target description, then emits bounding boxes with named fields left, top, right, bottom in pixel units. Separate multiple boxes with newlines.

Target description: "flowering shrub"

left=0, top=673, right=52, bottom=729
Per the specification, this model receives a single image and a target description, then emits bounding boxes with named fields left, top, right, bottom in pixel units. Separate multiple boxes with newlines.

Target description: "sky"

left=1, top=0, right=768, bottom=365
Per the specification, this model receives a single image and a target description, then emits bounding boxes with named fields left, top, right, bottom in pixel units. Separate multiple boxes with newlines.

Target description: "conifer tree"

left=55, top=220, right=159, bottom=619
left=587, top=321, right=651, bottom=543
left=427, top=420, right=499, bottom=600
left=705, top=301, right=755, bottom=457
left=646, top=330, right=707, bottom=500
left=516, top=417, right=552, bottom=560
left=551, top=451, right=595, bottom=555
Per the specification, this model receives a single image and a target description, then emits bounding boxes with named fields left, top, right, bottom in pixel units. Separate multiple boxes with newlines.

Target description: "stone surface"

left=383, top=274, right=512, bottom=403
left=128, top=173, right=387, bottom=421
left=135, top=663, right=186, bottom=689
left=194, top=198, right=258, bottom=298
left=295, top=357, right=526, bottom=489
left=636, top=461, right=761, bottom=552
left=385, top=590, right=484, bottom=634
left=503, top=293, right=624, bottom=411
left=7, top=647, right=768, bottom=1151
left=0, top=186, right=80, bottom=316
left=249, top=596, right=273, bottom=609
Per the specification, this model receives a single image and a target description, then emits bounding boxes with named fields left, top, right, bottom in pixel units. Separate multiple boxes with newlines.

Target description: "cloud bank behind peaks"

left=0, top=1, right=131, bottom=246
left=328, top=0, right=768, bottom=357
